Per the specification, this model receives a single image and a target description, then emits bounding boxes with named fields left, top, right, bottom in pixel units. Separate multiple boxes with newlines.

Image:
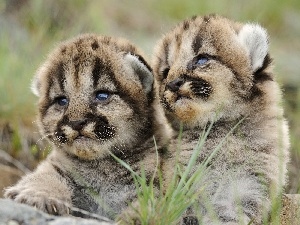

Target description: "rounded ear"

left=237, top=23, right=269, bottom=72
left=124, top=53, right=154, bottom=94
left=31, top=74, right=40, bottom=96
left=31, top=65, right=47, bottom=97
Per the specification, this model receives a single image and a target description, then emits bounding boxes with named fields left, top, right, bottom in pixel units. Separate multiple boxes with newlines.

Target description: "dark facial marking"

left=92, top=57, right=103, bottom=88
left=191, top=81, right=213, bottom=99
left=55, top=130, right=67, bottom=144
left=54, top=113, right=116, bottom=143
left=39, top=75, right=56, bottom=117
left=163, top=40, right=170, bottom=67
left=182, top=20, right=190, bottom=30
left=54, top=129, right=67, bottom=143
left=175, top=33, right=182, bottom=49
left=184, top=75, right=213, bottom=99
left=91, top=40, right=99, bottom=50
left=162, top=68, right=170, bottom=79
left=55, top=62, right=66, bottom=92
left=248, top=85, right=263, bottom=100
left=94, top=122, right=116, bottom=141
left=192, top=34, right=203, bottom=54
left=85, top=112, right=109, bottom=124
left=73, top=55, right=80, bottom=87
left=92, top=57, right=114, bottom=88
left=54, top=116, right=69, bottom=144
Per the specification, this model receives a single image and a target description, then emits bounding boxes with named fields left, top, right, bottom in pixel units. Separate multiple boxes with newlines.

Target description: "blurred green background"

left=0, top=0, right=299, bottom=192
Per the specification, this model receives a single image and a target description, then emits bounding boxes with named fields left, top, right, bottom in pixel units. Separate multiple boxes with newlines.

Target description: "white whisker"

left=35, top=133, right=52, bottom=144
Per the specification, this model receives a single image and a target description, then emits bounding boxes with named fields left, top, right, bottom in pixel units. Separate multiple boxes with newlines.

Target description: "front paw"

left=4, top=186, right=71, bottom=216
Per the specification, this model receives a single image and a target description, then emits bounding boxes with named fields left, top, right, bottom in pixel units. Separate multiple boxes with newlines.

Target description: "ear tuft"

left=238, top=23, right=269, bottom=72
left=124, top=53, right=154, bottom=94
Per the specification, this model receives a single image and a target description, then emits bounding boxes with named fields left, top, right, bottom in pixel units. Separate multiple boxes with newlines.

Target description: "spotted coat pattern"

left=5, top=34, right=171, bottom=220
left=152, top=15, right=290, bottom=224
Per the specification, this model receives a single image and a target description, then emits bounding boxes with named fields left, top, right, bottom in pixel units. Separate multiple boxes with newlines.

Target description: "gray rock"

left=0, top=199, right=115, bottom=225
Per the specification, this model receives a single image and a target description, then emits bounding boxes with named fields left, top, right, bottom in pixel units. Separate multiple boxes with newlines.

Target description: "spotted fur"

left=5, top=34, right=171, bottom=220
left=153, top=15, right=290, bottom=224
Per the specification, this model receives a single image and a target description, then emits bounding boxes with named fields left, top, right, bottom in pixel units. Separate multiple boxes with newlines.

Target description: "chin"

left=166, top=97, right=197, bottom=120
left=167, top=99, right=218, bottom=129
left=60, top=138, right=110, bottom=160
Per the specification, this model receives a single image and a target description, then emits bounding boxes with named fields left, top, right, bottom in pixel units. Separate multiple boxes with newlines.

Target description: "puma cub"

left=5, top=34, right=170, bottom=220
left=153, top=15, right=290, bottom=224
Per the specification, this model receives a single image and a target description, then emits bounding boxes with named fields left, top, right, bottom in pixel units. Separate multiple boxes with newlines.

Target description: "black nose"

left=70, top=119, right=87, bottom=131
left=166, top=78, right=184, bottom=92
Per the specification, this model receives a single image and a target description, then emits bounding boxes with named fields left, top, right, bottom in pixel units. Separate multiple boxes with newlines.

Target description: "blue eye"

left=96, top=92, right=110, bottom=101
left=56, top=97, right=68, bottom=106
left=196, top=57, right=209, bottom=66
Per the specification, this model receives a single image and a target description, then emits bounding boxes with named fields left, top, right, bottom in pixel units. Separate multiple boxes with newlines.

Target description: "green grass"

left=0, top=32, right=35, bottom=121
left=109, top=119, right=286, bottom=225
left=110, top=123, right=217, bottom=225
left=1, top=0, right=299, bottom=121
left=0, top=0, right=299, bottom=198
left=149, top=0, right=300, bottom=30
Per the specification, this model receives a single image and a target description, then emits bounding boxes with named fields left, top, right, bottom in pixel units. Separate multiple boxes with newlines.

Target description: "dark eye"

left=96, top=91, right=110, bottom=101
left=55, top=97, right=68, bottom=106
left=196, top=57, right=209, bottom=66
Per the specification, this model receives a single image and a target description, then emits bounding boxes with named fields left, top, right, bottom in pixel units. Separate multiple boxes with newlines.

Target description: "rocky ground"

left=0, top=199, right=115, bottom=225
left=0, top=195, right=299, bottom=224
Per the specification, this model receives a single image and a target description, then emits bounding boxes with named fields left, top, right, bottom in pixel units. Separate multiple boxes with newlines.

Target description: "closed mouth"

left=176, top=94, right=192, bottom=101
left=162, top=92, right=192, bottom=111
left=74, top=134, right=91, bottom=141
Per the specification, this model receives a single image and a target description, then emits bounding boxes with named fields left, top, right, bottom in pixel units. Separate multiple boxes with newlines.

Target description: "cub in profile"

left=153, top=15, right=289, bottom=224
left=5, top=34, right=170, bottom=220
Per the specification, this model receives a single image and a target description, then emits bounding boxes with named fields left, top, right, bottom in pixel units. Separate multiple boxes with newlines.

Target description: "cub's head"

left=32, top=34, right=154, bottom=160
left=153, top=15, right=272, bottom=129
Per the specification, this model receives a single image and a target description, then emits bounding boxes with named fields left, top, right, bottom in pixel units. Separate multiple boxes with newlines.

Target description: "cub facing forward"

left=5, top=34, right=169, bottom=220
left=153, top=15, right=289, bottom=224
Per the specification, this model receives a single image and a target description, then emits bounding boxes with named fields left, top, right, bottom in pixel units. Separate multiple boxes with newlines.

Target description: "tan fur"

left=5, top=34, right=171, bottom=220
left=153, top=15, right=290, bottom=224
